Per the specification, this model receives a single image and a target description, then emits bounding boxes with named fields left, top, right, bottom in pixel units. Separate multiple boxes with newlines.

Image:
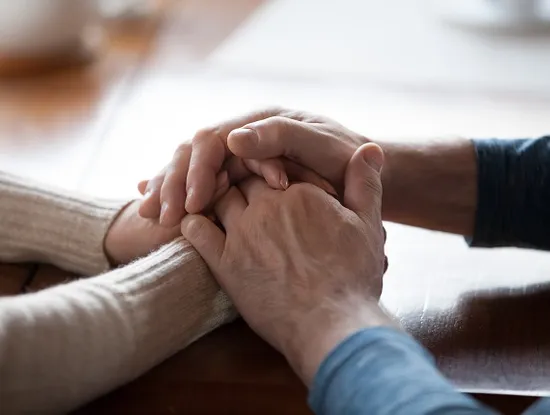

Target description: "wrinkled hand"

left=180, top=144, right=393, bottom=385
left=137, top=108, right=368, bottom=226
left=104, top=200, right=181, bottom=266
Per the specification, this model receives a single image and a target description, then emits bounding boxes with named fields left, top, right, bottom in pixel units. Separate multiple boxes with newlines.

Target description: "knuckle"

left=280, top=108, right=309, bottom=122
left=175, top=142, right=191, bottom=155
left=362, top=175, right=382, bottom=196
left=172, top=143, right=191, bottom=166
left=285, top=183, right=321, bottom=207
left=163, top=163, right=184, bottom=184
left=285, top=182, right=308, bottom=197
left=295, top=182, right=320, bottom=196
left=260, top=106, right=285, bottom=117
left=261, top=115, right=288, bottom=135
left=185, top=217, right=207, bottom=241
left=193, top=127, right=219, bottom=145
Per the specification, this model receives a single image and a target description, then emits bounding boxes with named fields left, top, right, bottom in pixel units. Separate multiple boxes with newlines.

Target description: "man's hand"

left=104, top=200, right=181, bottom=266
left=137, top=108, right=367, bottom=226
left=180, top=143, right=394, bottom=385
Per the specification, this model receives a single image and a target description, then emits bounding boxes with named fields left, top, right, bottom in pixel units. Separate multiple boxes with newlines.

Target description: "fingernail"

left=185, top=187, right=194, bottom=212
left=279, top=172, right=289, bottom=190
left=160, top=202, right=169, bottom=224
left=142, top=190, right=153, bottom=200
left=363, top=148, right=384, bottom=173
left=233, top=128, right=259, bottom=147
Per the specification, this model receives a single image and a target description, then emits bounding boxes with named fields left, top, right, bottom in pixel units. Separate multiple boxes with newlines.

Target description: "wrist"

left=103, top=200, right=133, bottom=267
left=373, top=140, right=414, bottom=222
left=104, top=200, right=183, bottom=267
left=284, top=296, right=398, bottom=387
left=374, top=138, right=477, bottom=235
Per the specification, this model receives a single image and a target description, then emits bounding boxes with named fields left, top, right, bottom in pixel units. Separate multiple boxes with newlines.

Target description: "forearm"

left=0, top=171, right=126, bottom=275
left=378, top=138, right=478, bottom=237
left=379, top=136, right=550, bottom=250
left=286, top=298, right=398, bottom=387
left=0, top=238, right=236, bottom=414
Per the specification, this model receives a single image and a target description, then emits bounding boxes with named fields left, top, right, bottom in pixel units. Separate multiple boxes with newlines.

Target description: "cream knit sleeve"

left=0, top=172, right=237, bottom=413
left=0, top=238, right=237, bottom=414
left=0, top=171, right=126, bottom=275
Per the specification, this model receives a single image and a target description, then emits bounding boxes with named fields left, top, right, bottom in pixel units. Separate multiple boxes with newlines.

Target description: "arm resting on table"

left=0, top=170, right=125, bottom=275
left=380, top=135, right=550, bottom=250
left=0, top=238, right=236, bottom=414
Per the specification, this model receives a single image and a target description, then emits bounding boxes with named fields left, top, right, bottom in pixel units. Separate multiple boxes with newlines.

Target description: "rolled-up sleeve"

left=469, top=136, right=550, bottom=250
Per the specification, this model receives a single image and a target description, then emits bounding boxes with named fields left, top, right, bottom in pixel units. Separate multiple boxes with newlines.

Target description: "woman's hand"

left=104, top=200, right=181, bottom=266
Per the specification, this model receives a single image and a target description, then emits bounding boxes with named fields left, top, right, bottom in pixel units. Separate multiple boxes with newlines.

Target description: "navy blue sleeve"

left=470, top=136, right=550, bottom=250
left=308, top=327, right=495, bottom=415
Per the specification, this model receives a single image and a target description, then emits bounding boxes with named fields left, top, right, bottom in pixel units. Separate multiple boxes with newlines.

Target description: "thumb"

left=344, top=143, right=384, bottom=223
left=227, top=117, right=339, bottom=179
left=181, top=214, right=225, bottom=271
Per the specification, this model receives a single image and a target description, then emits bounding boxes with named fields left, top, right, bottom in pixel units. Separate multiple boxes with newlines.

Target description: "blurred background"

left=1, top=0, right=549, bottom=196
left=1, top=1, right=550, bottom=413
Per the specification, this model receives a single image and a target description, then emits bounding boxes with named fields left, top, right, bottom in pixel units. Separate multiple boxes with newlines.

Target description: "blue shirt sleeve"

left=308, top=327, right=496, bottom=415
left=470, top=136, right=550, bottom=250
left=523, top=398, right=550, bottom=414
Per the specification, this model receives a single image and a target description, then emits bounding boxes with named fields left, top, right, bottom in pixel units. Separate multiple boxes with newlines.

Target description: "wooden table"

left=1, top=0, right=550, bottom=413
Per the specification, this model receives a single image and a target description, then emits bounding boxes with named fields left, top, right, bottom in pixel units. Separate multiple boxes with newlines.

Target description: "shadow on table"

left=409, top=281, right=550, bottom=352
left=78, top=282, right=550, bottom=413
left=403, top=280, right=550, bottom=396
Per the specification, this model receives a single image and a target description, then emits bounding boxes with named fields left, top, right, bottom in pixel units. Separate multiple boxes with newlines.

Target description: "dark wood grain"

left=76, top=320, right=310, bottom=415
left=412, top=283, right=550, bottom=394
left=381, top=222, right=550, bottom=396
left=76, top=320, right=542, bottom=415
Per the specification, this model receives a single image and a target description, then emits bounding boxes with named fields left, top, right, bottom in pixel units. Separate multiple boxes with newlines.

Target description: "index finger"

left=185, top=108, right=284, bottom=214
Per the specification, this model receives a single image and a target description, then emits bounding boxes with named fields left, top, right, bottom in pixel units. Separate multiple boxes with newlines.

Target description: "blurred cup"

left=434, top=0, right=549, bottom=33
left=0, top=0, right=102, bottom=65
left=492, top=0, right=541, bottom=23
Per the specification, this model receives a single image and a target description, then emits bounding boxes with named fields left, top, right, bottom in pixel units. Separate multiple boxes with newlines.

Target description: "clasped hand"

left=137, top=108, right=394, bottom=384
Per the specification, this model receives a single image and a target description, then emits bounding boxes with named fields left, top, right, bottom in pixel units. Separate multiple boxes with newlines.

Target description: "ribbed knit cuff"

left=93, top=237, right=237, bottom=372
left=0, top=237, right=236, bottom=414
left=0, top=171, right=127, bottom=275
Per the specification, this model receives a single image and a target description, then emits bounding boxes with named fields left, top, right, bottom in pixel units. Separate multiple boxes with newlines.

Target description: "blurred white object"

left=434, top=0, right=550, bottom=33
left=99, top=0, right=154, bottom=20
left=0, top=0, right=101, bottom=58
left=209, top=0, right=550, bottom=95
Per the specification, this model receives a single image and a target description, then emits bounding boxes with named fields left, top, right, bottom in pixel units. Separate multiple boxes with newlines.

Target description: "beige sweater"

left=0, top=172, right=236, bottom=414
